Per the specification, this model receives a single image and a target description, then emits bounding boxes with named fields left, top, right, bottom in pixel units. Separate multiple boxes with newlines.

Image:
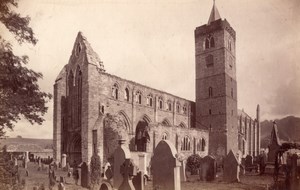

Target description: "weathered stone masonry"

left=53, top=2, right=261, bottom=167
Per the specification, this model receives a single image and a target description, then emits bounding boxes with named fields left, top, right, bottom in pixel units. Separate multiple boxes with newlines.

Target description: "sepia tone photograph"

left=0, top=0, right=299, bottom=189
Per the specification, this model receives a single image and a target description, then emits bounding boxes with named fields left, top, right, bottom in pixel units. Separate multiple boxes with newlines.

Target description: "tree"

left=186, top=154, right=202, bottom=175
left=0, top=0, right=52, bottom=136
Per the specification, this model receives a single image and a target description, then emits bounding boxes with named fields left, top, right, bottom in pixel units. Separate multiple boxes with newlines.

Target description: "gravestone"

left=223, top=150, right=240, bottom=183
left=113, top=139, right=131, bottom=189
left=245, top=155, right=253, bottom=167
left=103, top=162, right=112, bottom=180
left=200, top=155, right=216, bottom=181
left=58, top=182, right=65, bottom=190
left=66, top=162, right=70, bottom=172
left=61, top=154, right=67, bottom=168
left=290, top=154, right=300, bottom=190
left=81, top=162, right=89, bottom=188
left=152, top=140, right=181, bottom=190
left=119, top=159, right=137, bottom=190
left=132, top=171, right=144, bottom=190
left=100, top=180, right=113, bottom=190
left=104, top=165, right=113, bottom=181
left=180, top=160, right=187, bottom=182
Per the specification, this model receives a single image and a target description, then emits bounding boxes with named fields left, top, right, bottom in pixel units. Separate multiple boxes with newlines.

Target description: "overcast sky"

left=2, top=0, right=300, bottom=139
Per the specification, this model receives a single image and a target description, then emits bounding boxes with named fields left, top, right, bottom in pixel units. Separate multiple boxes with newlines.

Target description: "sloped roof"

left=77, top=32, right=105, bottom=71
left=6, top=144, right=43, bottom=152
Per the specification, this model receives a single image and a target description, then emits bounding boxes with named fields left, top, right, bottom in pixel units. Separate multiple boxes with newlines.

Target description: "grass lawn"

left=19, top=162, right=274, bottom=190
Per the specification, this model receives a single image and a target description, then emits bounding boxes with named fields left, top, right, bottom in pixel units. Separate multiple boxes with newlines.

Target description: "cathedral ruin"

left=53, top=2, right=261, bottom=167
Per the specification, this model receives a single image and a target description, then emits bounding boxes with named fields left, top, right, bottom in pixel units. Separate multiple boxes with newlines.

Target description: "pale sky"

left=2, top=0, right=300, bottom=139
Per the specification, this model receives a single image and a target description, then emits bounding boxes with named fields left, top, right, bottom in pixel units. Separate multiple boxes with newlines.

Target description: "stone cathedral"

left=53, top=2, right=261, bottom=167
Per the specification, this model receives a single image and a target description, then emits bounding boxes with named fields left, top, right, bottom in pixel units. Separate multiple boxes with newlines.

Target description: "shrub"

left=186, top=154, right=202, bottom=175
left=90, top=154, right=101, bottom=187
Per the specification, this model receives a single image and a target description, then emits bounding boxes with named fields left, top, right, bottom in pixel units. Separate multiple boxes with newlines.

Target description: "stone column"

left=25, top=151, right=29, bottom=162
left=154, top=96, right=158, bottom=122
left=180, top=160, right=187, bottom=182
left=61, top=154, right=67, bottom=168
left=257, top=121, right=261, bottom=156
left=253, top=122, right=257, bottom=157
left=248, top=119, right=252, bottom=156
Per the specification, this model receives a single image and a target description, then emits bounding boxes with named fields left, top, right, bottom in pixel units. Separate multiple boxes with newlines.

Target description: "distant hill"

left=260, top=116, right=300, bottom=148
left=0, top=137, right=53, bottom=149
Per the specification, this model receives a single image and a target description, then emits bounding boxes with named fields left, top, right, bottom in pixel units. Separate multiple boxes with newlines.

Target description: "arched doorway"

left=68, top=133, right=82, bottom=166
left=135, top=116, right=151, bottom=152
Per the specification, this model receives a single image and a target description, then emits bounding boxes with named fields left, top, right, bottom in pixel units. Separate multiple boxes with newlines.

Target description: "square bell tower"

left=195, top=2, right=238, bottom=159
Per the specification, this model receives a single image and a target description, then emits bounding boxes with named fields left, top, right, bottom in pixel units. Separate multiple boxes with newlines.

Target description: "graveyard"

left=14, top=140, right=276, bottom=190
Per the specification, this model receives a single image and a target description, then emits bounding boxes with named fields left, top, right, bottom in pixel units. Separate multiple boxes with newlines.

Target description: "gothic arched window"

left=210, top=37, right=215, bottom=48
left=167, top=100, right=172, bottom=111
left=124, top=87, right=129, bottom=101
left=209, top=87, right=213, bottom=98
left=176, top=102, right=181, bottom=113
left=183, top=105, right=187, bottom=115
left=158, top=97, right=163, bottom=109
left=162, top=132, right=168, bottom=140
left=136, top=91, right=142, bottom=104
left=201, top=138, right=206, bottom=151
left=112, top=83, right=119, bottom=100
left=205, top=38, right=210, bottom=49
left=147, top=94, right=153, bottom=107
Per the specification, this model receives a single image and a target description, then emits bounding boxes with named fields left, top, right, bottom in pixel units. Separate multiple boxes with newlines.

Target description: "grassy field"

left=18, top=162, right=273, bottom=190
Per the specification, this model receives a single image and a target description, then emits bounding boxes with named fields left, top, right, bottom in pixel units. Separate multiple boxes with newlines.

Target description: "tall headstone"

left=223, top=150, right=240, bottom=183
left=180, top=160, right=187, bottom=182
left=132, top=171, right=144, bottom=190
left=152, top=140, right=181, bottom=190
left=61, top=154, right=67, bottom=168
left=119, top=159, right=137, bottom=190
left=81, top=162, right=89, bottom=188
left=290, top=154, right=300, bottom=190
left=113, top=139, right=131, bottom=190
left=200, top=155, right=216, bottom=181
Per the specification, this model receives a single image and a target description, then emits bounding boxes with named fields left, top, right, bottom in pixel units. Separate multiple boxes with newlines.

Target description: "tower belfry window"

left=205, top=38, right=210, bottom=49
left=210, top=37, right=215, bottom=48
left=209, top=87, right=213, bottom=98
left=206, top=55, right=214, bottom=67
